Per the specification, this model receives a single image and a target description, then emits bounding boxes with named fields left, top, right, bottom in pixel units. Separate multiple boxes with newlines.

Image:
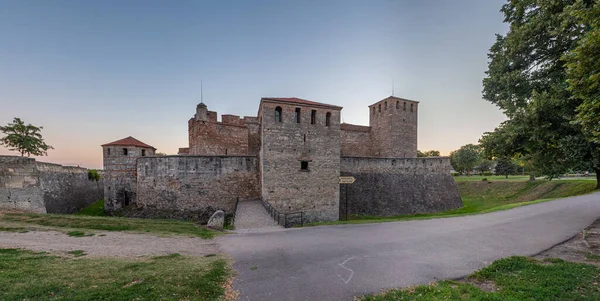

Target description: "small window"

left=372, top=107, right=375, bottom=115
left=396, top=101, right=399, bottom=109
left=107, top=148, right=111, bottom=155
left=311, top=110, right=316, bottom=124
left=325, top=112, right=331, bottom=126
left=303, top=134, right=306, bottom=142
left=142, top=149, right=146, bottom=156
left=411, top=104, right=414, bottom=112
left=275, top=106, right=282, bottom=122
left=378, top=104, right=381, bottom=112
left=301, top=161, right=309, bottom=171
left=295, top=108, right=301, bottom=123
left=123, top=148, right=128, bottom=156
left=403, top=102, right=407, bottom=111
left=385, top=101, right=388, bottom=110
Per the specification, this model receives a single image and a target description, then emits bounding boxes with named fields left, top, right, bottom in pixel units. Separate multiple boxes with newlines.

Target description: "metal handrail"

left=261, top=198, right=305, bottom=228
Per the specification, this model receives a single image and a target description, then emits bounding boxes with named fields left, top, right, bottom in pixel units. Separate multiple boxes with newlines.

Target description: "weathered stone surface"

left=260, top=99, right=342, bottom=223
left=207, top=210, right=225, bottom=230
left=0, top=155, right=103, bottom=214
left=340, top=157, right=463, bottom=217
left=133, top=156, right=260, bottom=223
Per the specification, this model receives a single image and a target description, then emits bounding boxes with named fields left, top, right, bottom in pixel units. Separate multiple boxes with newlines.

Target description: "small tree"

left=418, top=150, right=440, bottom=157
left=450, top=144, right=481, bottom=176
left=87, top=169, right=101, bottom=182
left=0, top=118, right=53, bottom=157
left=495, top=157, right=517, bottom=179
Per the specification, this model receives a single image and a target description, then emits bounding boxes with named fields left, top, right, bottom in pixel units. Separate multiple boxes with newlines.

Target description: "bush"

left=482, top=178, right=488, bottom=181
left=87, top=169, right=101, bottom=181
left=452, top=172, right=461, bottom=177
left=483, top=172, right=493, bottom=176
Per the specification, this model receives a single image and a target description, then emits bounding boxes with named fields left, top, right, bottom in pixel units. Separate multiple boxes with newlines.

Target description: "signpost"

left=339, top=176, right=356, bottom=221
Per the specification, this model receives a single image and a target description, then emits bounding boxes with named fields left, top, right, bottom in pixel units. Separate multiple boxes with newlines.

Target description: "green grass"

left=76, top=199, right=105, bottom=216
left=309, top=179, right=597, bottom=226
left=0, top=212, right=219, bottom=239
left=453, top=175, right=533, bottom=181
left=586, top=253, right=600, bottom=262
left=362, top=256, right=600, bottom=300
left=67, top=231, right=95, bottom=237
left=0, top=248, right=230, bottom=301
left=0, top=226, right=29, bottom=233
left=67, top=250, right=86, bottom=257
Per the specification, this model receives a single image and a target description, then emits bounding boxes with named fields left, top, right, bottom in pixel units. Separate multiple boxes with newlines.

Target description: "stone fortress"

left=102, top=96, right=462, bottom=225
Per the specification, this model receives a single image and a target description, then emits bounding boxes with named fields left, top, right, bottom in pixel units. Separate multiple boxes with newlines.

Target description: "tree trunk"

left=529, top=173, right=536, bottom=181
left=595, top=169, right=600, bottom=190
left=505, top=174, right=508, bottom=179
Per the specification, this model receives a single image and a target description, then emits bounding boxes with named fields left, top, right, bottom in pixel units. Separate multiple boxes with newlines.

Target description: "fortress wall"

left=134, top=155, right=260, bottom=222
left=0, top=156, right=102, bottom=214
left=340, top=156, right=462, bottom=217
left=340, top=124, right=373, bottom=157
left=188, top=118, right=249, bottom=156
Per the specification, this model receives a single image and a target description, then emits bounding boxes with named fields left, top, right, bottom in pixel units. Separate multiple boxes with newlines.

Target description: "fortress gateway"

left=102, top=96, right=462, bottom=225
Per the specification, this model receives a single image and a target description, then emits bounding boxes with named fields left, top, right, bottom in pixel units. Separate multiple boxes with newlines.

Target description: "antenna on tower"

left=200, top=78, right=203, bottom=104
left=392, top=80, right=395, bottom=96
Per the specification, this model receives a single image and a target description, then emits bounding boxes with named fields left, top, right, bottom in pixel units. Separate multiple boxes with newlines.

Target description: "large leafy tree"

left=450, top=144, right=482, bottom=175
left=482, top=0, right=600, bottom=188
left=565, top=2, right=600, bottom=143
left=0, top=118, right=53, bottom=157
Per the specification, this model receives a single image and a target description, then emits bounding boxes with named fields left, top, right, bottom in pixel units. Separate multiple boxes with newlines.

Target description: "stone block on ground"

left=207, top=210, right=225, bottom=230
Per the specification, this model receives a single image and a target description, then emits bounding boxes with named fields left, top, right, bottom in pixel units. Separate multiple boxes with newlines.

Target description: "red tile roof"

left=261, top=97, right=343, bottom=110
left=101, top=136, right=156, bottom=150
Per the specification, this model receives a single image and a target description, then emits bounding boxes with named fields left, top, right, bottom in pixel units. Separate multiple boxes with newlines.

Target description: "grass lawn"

left=309, top=178, right=598, bottom=226
left=0, top=248, right=230, bottom=301
left=0, top=212, right=219, bottom=239
left=76, top=199, right=106, bottom=216
left=361, top=256, right=600, bottom=300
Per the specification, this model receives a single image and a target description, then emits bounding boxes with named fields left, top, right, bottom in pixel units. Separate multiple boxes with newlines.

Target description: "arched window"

left=403, top=102, right=406, bottom=111
left=384, top=101, right=388, bottom=110
left=410, top=104, right=414, bottom=112
left=275, top=106, right=282, bottom=122
left=326, top=112, right=331, bottom=126
left=396, top=101, right=399, bottom=109
left=378, top=104, right=381, bottom=112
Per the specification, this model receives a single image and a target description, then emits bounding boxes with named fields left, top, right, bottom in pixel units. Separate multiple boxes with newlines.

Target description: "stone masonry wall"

left=188, top=118, right=249, bottom=156
left=0, top=155, right=103, bottom=214
left=369, top=97, right=418, bottom=158
left=339, top=156, right=462, bottom=217
left=133, top=155, right=260, bottom=223
left=340, top=123, right=372, bottom=157
left=260, top=101, right=341, bottom=223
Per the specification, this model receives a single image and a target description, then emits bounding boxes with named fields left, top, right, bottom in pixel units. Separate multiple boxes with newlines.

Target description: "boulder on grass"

left=207, top=210, right=225, bottom=230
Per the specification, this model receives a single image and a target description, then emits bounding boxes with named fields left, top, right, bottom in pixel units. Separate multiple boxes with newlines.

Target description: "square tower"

left=259, top=97, right=342, bottom=223
left=369, top=96, right=418, bottom=158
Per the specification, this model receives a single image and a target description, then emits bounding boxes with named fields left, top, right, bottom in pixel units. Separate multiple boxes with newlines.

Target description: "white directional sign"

left=339, top=176, right=355, bottom=184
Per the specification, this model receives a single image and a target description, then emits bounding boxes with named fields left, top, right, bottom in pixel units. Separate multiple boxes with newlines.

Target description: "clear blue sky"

left=0, top=0, right=507, bottom=169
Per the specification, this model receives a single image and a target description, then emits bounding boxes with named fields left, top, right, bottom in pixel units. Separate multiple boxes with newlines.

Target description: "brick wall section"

left=260, top=100, right=341, bottom=223
left=0, top=156, right=103, bottom=214
left=133, top=155, right=260, bottom=222
left=339, top=156, right=462, bottom=217
left=369, top=96, right=418, bottom=158
left=103, top=146, right=155, bottom=213
left=188, top=118, right=249, bottom=156
left=340, top=123, right=372, bottom=157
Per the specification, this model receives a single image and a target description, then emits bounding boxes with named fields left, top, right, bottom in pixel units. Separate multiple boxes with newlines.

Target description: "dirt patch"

left=534, top=218, right=600, bottom=267
left=0, top=230, right=219, bottom=258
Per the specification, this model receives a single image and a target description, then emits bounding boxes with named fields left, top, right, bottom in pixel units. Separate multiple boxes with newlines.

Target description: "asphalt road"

left=218, top=192, right=600, bottom=300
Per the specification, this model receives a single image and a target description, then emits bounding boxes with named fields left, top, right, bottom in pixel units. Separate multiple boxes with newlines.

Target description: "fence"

left=230, top=197, right=240, bottom=227
left=260, top=198, right=305, bottom=228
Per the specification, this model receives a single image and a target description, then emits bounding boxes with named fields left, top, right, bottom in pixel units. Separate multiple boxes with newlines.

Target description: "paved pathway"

left=234, top=199, right=280, bottom=232
left=218, top=192, right=600, bottom=300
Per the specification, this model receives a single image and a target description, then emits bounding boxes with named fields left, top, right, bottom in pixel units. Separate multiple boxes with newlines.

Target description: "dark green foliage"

left=0, top=248, right=229, bottom=300
left=87, top=170, right=101, bottom=182
left=362, top=256, right=600, bottom=300
left=495, top=158, right=517, bottom=179
left=76, top=199, right=105, bottom=216
left=449, top=144, right=482, bottom=175
left=67, top=250, right=86, bottom=257
left=481, top=0, right=600, bottom=186
left=417, top=150, right=440, bottom=157
left=0, top=117, right=53, bottom=157
left=483, top=172, right=493, bottom=177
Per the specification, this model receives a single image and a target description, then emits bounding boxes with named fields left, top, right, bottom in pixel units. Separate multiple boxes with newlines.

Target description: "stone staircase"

left=233, top=199, right=281, bottom=232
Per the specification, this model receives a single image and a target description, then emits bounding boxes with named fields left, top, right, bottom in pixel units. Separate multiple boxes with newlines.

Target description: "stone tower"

left=368, top=96, right=418, bottom=158
left=101, top=136, right=156, bottom=213
left=259, top=97, right=342, bottom=223
left=196, top=102, right=208, bottom=122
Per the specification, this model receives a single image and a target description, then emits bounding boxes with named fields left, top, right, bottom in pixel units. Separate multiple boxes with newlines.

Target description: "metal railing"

left=261, top=198, right=305, bottom=228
